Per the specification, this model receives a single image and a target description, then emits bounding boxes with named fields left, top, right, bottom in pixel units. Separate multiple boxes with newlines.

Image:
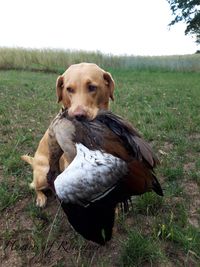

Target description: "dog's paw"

left=36, top=193, right=47, bottom=208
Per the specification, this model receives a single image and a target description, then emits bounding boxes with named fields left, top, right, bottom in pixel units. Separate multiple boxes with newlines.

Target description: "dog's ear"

left=103, top=72, right=115, bottom=101
left=56, top=75, right=64, bottom=103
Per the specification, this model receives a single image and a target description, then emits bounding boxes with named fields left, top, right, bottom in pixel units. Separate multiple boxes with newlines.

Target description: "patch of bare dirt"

left=188, top=134, right=200, bottom=140
left=0, top=249, right=22, bottom=267
left=0, top=167, right=4, bottom=183
left=0, top=197, right=33, bottom=231
left=163, top=142, right=174, bottom=152
left=164, top=241, right=198, bottom=267
left=182, top=180, right=200, bottom=228
left=158, top=142, right=173, bottom=157
left=183, top=162, right=196, bottom=172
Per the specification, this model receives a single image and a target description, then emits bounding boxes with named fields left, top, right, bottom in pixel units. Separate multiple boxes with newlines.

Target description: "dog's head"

left=56, top=63, right=115, bottom=120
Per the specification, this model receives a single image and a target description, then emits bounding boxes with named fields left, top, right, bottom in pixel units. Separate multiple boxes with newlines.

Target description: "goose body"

left=47, top=110, right=163, bottom=245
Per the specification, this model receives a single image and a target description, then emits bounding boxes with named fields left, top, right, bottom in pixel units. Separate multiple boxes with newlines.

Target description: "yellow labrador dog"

left=21, top=63, right=115, bottom=207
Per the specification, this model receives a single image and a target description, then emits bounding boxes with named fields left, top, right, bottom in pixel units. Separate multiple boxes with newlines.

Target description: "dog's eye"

left=67, top=87, right=74, bottom=93
left=88, top=85, right=97, bottom=93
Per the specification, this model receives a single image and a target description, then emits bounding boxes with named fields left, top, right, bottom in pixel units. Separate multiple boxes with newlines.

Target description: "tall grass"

left=0, top=47, right=200, bottom=73
left=121, top=54, right=200, bottom=72
left=0, top=47, right=122, bottom=73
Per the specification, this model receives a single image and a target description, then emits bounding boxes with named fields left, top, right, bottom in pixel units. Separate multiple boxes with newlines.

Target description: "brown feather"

left=133, top=136, right=159, bottom=168
left=124, top=161, right=154, bottom=194
left=125, top=161, right=163, bottom=196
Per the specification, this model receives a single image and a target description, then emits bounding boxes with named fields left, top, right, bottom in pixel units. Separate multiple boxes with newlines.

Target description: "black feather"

left=61, top=202, right=115, bottom=245
left=61, top=181, right=129, bottom=245
left=152, top=176, right=164, bottom=196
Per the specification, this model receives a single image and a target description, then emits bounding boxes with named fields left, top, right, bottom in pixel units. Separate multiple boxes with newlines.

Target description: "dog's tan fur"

left=21, top=63, right=115, bottom=207
left=56, top=63, right=114, bottom=118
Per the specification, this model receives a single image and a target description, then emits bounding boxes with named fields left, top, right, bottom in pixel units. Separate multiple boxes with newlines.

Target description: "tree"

left=167, top=0, right=200, bottom=44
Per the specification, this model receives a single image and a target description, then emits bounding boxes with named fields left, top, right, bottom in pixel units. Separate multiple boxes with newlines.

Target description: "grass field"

left=0, top=50, right=200, bottom=266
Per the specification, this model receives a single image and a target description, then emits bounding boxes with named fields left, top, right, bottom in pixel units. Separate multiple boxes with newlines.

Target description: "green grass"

left=0, top=181, right=21, bottom=211
left=120, top=230, right=165, bottom=267
left=0, top=58, right=200, bottom=266
left=134, top=192, right=164, bottom=215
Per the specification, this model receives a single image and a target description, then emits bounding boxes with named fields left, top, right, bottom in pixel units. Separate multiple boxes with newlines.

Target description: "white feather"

left=54, top=143, right=128, bottom=206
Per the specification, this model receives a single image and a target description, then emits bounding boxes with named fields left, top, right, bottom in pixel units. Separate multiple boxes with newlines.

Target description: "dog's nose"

left=73, top=107, right=87, bottom=121
left=75, top=114, right=86, bottom=121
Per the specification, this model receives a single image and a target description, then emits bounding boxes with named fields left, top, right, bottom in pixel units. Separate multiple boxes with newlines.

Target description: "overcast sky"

left=0, top=0, right=198, bottom=56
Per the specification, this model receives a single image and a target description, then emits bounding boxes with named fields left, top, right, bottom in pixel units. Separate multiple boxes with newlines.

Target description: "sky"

left=0, top=0, right=199, bottom=56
